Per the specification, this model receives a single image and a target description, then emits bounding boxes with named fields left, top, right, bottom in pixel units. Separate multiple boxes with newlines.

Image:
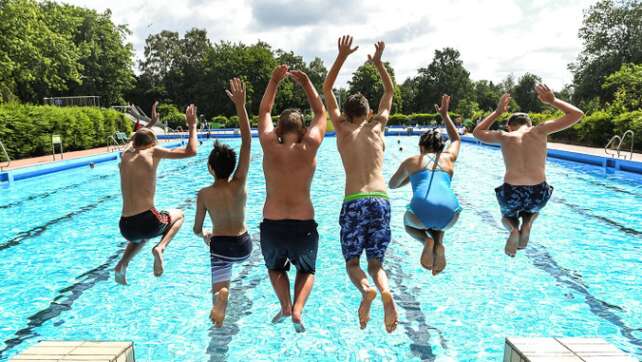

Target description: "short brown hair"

left=507, top=113, right=532, bottom=128
left=132, top=128, right=157, bottom=149
left=277, top=108, right=305, bottom=137
left=344, top=93, right=369, bottom=121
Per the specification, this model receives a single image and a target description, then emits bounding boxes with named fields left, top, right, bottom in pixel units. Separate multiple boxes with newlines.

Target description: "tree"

left=348, top=62, right=402, bottom=114
left=513, top=73, right=543, bottom=112
left=474, top=80, right=503, bottom=111
left=603, top=63, right=642, bottom=112
left=570, top=0, right=642, bottom=105
left=414, top=48, right=473, bottom=112
left=400, top=77, right=420, bottom=114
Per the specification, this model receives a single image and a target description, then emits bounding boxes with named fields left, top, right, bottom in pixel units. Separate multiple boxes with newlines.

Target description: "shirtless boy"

left=193, top=78, right=251, bottom=327
left=473, top=85, right=584, bottom=257
left=115, top=102, right=199, bottom=284
left=258, top=65, right=327, bottom=332
left=323, top=35, right=398, bottom=333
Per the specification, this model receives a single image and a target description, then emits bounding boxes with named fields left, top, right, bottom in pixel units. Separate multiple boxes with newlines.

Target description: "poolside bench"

left=504, top=337, right=636, bottom=362
left=10, top=341, right=134, bottom=362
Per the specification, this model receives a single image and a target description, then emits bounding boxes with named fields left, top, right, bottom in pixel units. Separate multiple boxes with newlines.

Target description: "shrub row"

left=0, top=103, right=131, bottom=159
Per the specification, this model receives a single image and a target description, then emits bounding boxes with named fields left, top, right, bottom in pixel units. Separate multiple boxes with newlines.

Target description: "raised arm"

left=388, top=159, right=410, bottom=189
left=258, top=65, right=288, bottom=145
left=146, top=101, right=160, bottom=129
left=473, top=93, right=510, bottom=144
left=225, top=78, right=251, bottom=182
left=153, top=104, right=199, bottom=159
left=370, top=41, right=393, bottom=123
left=434, top=95, right=461, bottom=161
left=289, top=70, right=327, bottom=146
left=534, top=84, right=584, bottom=135
left=323, top=35, right=358, bottom=129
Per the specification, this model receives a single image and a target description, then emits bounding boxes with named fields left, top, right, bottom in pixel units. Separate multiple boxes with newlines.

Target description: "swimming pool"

left=0, top=137, right=640, bottom=361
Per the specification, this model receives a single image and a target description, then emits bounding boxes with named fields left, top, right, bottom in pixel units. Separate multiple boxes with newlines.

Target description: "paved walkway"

left=547, top=141, right=642, bottom=162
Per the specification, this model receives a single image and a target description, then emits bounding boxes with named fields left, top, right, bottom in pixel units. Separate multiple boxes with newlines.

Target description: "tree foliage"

left=347, top=62, right=402, bottom=114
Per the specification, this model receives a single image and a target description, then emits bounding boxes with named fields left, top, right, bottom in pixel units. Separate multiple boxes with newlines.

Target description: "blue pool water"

left=1, top=138, right=641, bottom=361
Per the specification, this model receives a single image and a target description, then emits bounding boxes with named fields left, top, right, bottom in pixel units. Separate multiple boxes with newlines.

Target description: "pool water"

left=0, top=138, right=641, bottom=362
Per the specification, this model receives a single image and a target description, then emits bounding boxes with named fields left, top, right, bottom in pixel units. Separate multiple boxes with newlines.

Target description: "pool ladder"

left=604, top=130, right=635, bottom=160
left=0, top=139, right=10, bottom=171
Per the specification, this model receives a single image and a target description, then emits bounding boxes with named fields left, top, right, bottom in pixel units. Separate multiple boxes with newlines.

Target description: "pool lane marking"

left=552, top=196, right=642, bottom=236
left=0, top=195, right=113, bottom=252
left=0, top=241, right=128, bottom=360
left=458, top=196, right=642, bottom=355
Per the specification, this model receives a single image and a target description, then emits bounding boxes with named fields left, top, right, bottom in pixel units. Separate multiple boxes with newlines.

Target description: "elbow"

left=388, top=180, right=398, bottom=189
left=193, top=226, right=201, bottom=236
left=472, top=128, right=481, bottom=138
left=185, top=148, right=197, bottom=157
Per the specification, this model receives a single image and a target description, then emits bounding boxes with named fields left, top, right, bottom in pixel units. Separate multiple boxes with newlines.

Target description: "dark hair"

left=419, top=129, right=445, bottom=153
left=277, top=108, right=305, bottom=138
left=507, top=113, right=532, bottom=127
left=344, top=93, right=369, bottom=121
left=208, top=141, right=237, bottom=179
left=132, top=129, right=157, bottom=149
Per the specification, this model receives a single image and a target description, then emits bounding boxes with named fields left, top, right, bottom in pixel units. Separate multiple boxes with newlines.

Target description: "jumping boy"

left=323, top=35, right=398, bottom=333
left=473, top=85, right=584, bottom=257
left=193, top=78, right=251, bottom=327
left=115, top=102, right=199, bottom=285
left=258, top=65, right=327, bottom=332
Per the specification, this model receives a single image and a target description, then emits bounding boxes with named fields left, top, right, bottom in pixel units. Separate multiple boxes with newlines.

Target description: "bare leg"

left=210, top=281, right=230, bottom=327
left=268, top=269, right=292, bottom=323
left=518, top=213, right=539, bottom=249
left=427, top=230, right=446, bottom=276
left=115, top=240, right=146, bottom=285
left=346, top=258, right=377, bottom=330
left=367, top=259, right=398, bottom=333
left=292, top=272, right=314, bottom=333
left=502, top=217, right=520, bottom=257
left=404, top=211, right=434, bottom=270
left=152, top=209, right=184, bottom=277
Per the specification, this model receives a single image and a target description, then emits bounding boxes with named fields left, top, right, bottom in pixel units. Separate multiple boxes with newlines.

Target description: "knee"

left=367, top=261, right=382, bottom=276
left=345, top=258, right=360, bottom=270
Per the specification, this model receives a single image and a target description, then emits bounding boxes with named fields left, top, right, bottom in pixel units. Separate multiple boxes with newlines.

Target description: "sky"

left=57, top=0, right=596, bottom=89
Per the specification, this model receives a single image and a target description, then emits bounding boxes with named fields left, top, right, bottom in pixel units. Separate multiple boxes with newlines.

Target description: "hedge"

left=0, top=103, right=131, bottom=159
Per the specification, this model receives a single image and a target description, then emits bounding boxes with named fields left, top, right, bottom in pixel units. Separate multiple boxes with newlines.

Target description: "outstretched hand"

left=225, top=77, right=246, bottom=106
left=185, top=104, right=197, bottom=127
left=151, top=101, right=159, bottom=122
left=435, top=94, right=451, bottom=116
left=535, top=84, right=555, bottom=104
left=496, top=93, right=511, bottom=114
left=288, top=70, right=310, bottom=87
left=271, top=64, right=289, bottom=83
left=367, top=41, right=385, bottom=64
left=338, top=35, right=359, bottom=58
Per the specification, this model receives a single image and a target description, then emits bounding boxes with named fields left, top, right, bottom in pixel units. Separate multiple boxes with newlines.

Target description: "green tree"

left=603, top=63, right=642, bottom=112
left=415, top=48, right=473, bottom=112
left=474, top=80, right=503, bottom=111
left=347, top=62, right=402, bottom=114
left=513, top=73, right=543, bottom=112
left=400, top=78, right=420, bottom=114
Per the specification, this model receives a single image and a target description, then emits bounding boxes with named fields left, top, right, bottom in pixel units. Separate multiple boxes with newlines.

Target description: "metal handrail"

left=604, top=135, right=622, bottom=158
left=107, top=135, right=119, bottom=152
left=620, top=130, right=635, bottom=160
left=0, top=139, right=10, bottom=170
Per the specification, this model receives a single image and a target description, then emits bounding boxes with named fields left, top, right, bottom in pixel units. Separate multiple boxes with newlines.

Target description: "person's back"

left=120, top=145, right=157, bottom=216
left=199, top=180, right=247, bottom=236
left=336, top=120, right=386, bottom=195
left=499, top=126, right=547, bottom=185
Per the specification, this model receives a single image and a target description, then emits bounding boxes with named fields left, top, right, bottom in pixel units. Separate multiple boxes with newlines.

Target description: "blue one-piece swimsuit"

left=408, top=164, right=462, bottom=230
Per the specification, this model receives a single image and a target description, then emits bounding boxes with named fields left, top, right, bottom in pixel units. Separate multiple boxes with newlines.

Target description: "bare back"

left=263, top=142, right=317, bottom=219
left=198, top=181, right=247, bottom=236
left=499, top=127, right=548, bottom=185
left=336, top=118, right=387, bottom=195
left=119, top=147, right=159, bottom=216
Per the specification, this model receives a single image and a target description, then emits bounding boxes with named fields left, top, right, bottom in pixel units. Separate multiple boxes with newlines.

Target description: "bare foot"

left=420, top=237, right=434, bottom=270
left=358, top=287, right=377, bottom=329
left=292, top=311, right=306, bottom=333
left=210, top=288, right=229, bottom=328
left=432, top=243, right=446, bottom=276
left=152, top=246, right=164, bottom=276
left=381, top=291, right=398, bottom=333
left=505, top=229, right=519, bottom=257
left=271, top=308, right=291, bottom=324
left=114, top=265, right=127, bottom=285
left=518, top=225, right=531, bottom=250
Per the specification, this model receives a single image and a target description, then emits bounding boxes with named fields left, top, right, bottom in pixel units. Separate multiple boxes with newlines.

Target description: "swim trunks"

left=495, top=182, right=554, bottom=219
left=210, top=232, right=252, bottom=284
left=119, top=208, right=171, bottom=242
left=260, top=219, right=318, bottom=274
left=339, top=192, right=391, bottom=262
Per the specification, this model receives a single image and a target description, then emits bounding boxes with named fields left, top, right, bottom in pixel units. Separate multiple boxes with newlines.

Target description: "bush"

left=407, top=113, right=440, bottom=125
left=613, top=111, right=642, bottom=152
left=388, top=114, right=408, bottom=126
left=210, top=115, right=228, bottom=129
left=158, top=104, right=185, bottom=130
left=0, top=103, right=131, bottom=159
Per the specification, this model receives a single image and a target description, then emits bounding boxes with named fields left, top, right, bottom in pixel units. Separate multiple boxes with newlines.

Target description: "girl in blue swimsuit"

left=389, top=95, right=462, bottom=276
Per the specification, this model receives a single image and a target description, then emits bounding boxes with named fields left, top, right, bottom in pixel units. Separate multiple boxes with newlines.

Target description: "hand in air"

left=367, top=41, right=385, bottom=64
left=338, top=35, right=359, bottom=58
left=496, top=93, right=511, bottom=114
left=288, top=70, right=310, bottom=87
left=225, top=77, right=246, bottom=106
left=151, top=101, right=159, bottom=122
left=434, top=94, right=451, bottom=116
left=271, top=64, right=289, bottom=83
left=185, top=104, right=197, bottom=127
left=535, top=84, right=556, bottom=104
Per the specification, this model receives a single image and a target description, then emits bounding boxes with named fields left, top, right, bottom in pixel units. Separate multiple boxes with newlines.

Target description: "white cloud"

left=56, top=0, right=595, bottom=89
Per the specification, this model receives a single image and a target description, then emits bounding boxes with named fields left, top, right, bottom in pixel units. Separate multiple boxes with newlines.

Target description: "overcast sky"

left=56, top=0, right=595, bottom=89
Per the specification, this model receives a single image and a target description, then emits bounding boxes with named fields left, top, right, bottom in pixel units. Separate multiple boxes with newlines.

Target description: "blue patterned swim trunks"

left=495, top=182, right=554, bottom=219
left=339, top=192, right=391, bottom=262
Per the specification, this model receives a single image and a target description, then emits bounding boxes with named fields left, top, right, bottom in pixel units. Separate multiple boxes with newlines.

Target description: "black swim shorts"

left=259, top=219, right=318, bottom=274
left=119, top=208, right=171, bottom=243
